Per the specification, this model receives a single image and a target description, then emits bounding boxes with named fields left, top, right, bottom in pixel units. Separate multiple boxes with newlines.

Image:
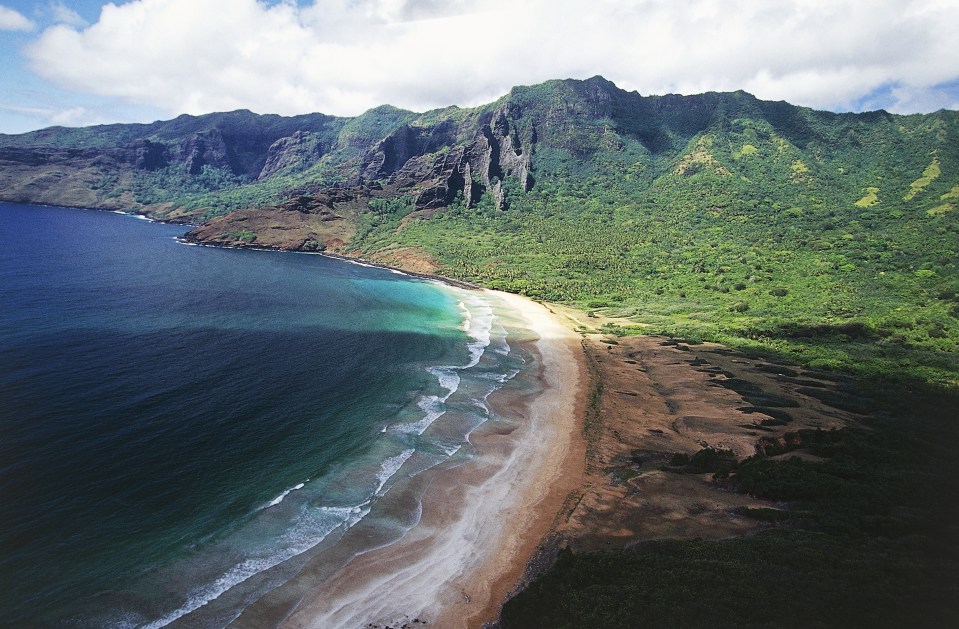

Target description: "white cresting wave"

left=136, top=445, right=419, bottom=626
left=139, top=443, right=422, bottom=627
left=258, top=481, right=308, bottom=511
left=134, top=291, right=515, bottom=628
left=392, top=295, right=496, bottom=436
left=112, top=210, right=154, bottom=222
left=141, top=443, right=429, bottom=628
left=374, top=449, right=415, bottom=496
left=140, top=503, right=370, bottom=629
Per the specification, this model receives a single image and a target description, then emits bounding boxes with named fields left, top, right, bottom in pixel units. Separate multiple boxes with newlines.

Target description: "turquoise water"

left=0, top=203, right=526, bottom=626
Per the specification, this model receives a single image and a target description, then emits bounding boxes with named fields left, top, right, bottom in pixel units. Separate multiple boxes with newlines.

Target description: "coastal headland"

left=5, top=207, right=954, bottom=627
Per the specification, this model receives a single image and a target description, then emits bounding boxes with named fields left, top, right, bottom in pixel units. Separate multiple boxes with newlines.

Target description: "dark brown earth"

left=539, top=312, right=860, bottom=553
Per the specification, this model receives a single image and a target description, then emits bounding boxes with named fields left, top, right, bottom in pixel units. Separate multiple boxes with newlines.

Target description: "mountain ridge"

left=3, top=76, right=950, bottom=221
left=2, top=75, right=958, bottom=384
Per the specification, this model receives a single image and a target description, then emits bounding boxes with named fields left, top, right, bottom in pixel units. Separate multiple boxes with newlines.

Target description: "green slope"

left=2, top=76, right=958, bottom=384
left=349, top=79, right=959, bottom=385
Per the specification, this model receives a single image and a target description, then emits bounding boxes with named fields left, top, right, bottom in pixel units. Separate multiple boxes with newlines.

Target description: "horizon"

left=1, top=0, right=959, bottom=135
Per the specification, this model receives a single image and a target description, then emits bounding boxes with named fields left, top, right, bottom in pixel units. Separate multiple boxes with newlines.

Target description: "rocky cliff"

left=0, top=110, right=343, bottom=211
left=2, top=76, right=957, bottom=258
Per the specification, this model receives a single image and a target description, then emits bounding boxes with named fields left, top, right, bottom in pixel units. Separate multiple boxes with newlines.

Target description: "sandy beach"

left=223, top=288, right=868, bottom=629
left=229, top=289, right=585, bottom=628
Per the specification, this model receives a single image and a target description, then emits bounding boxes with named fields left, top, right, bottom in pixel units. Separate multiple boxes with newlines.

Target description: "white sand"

left=278, top=289, right=585, bottom=628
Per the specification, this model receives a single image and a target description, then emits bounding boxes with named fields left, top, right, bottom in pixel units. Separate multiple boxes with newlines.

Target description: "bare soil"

left=540, top=312, right=859, bottom=553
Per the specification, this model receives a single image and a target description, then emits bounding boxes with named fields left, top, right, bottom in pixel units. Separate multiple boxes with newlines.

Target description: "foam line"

left=142, top=503, right=370, bottom=628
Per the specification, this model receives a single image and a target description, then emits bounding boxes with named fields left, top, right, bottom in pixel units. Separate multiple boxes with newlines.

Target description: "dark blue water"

left=0, top=203, right=522, bottom=626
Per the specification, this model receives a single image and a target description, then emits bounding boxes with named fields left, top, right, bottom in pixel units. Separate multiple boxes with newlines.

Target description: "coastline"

left=8, top=200, right=477, bottom=291
left=176, top=236, right=483, bottom=291
left=12, top=203, right=931, bottom=627
left=434, top=291, right=586, bottom=628
left=230, top=289, right=585, bottom=628
left=93, top=205, right=588, bottom=626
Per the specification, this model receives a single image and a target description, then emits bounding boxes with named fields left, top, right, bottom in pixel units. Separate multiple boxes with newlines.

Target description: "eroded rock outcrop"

left=258, top=131, right=328, bottom=180
left=180, top=129, right=233, bottom=175
left=358, top=104, right=535, bottom=211
left=131, top=140, right=170, bottom=171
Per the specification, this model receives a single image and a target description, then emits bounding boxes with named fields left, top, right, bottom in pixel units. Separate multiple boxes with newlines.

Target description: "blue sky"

left=2, top=0, right=959, bottom=135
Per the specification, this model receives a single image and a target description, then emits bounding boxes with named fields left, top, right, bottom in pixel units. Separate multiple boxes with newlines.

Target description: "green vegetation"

left=853, top=186, right=879, bottom=207
left=668, top=446, right=737, bottom=474
left=928, top=184, right=959, bottom=216
left=4, top=78, right=959, bottom=388
left=904, top=157, right=941, bottom=201
left=356, top=171, right=959, bottom=384
left=502, top=531, right=957, bottom=628
left=334, top=81, right=959, bottom=387
left=132, top=164, right=245, bottom=207
left=225, top=230, right=256, bottom=242
left=354, top=195, right=416, bottom=243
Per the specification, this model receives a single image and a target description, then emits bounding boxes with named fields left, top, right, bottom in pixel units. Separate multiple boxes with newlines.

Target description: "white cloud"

left=46, top=105, right=92, bottom=126
left=20, top=0, right=959, bottom=118
left=50, top=2, right=88, bottom=28
left=885, top=82, right=959, bottom=114
left=0, top=5, right=35, bottom=31
left=0, top=101, right=113, bottom=127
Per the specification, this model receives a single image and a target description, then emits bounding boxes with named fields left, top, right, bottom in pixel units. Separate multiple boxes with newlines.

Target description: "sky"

left=1, top=0, right=959, bottom=134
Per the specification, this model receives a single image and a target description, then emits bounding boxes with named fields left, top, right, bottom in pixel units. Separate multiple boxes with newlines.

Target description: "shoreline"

left=176, top=236, right=484, bottom=291
left=152, top=208, right=586, bottom=626
left=9, top=201, right=480, bottom=290
left=439, top=291, right=586, bottom=628
left=231, top=289, right=585, bottom=628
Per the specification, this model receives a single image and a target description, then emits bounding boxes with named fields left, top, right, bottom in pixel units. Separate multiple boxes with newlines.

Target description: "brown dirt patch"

left=184, top=205, right=357, bottom=251
left=546, top=331, right=859, bottom=553
left=367, top=245, right=441, bottom=275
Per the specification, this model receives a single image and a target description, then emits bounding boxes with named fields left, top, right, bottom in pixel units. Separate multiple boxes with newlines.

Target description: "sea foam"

left=141, top=291, right=512, bottom=627
left=392, top=292, right=494, bottom=436
left=141, top=503, right=370, bottom=628
left=259, top=481, right=307, bottom=510
left=374, top=449, right=415, bottom=496
left=138, top=291, right=520, bottom=628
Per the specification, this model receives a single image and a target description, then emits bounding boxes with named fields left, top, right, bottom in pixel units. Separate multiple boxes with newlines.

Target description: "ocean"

left=0, top=203, right=531, bottom=626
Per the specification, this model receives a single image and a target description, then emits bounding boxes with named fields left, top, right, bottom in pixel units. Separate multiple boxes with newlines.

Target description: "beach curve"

left=238, top=289, right=585, bottom=628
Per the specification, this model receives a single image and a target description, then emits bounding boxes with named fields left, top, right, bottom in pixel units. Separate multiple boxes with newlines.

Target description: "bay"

left=0, top=203, right=515, bottom=626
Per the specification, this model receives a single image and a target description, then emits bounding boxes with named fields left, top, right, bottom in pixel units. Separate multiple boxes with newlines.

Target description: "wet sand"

left=241, top=290, right=585, bottom=628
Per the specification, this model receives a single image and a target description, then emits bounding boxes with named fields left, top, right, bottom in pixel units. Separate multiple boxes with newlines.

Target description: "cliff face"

left=2, top=76, right=958, bottom=258
left=0, top=110, right=343, bottom=211
left=0, top=77, right=767, bottom=216
left=358, top=104, right=533, bottom=210
left=259, top=131, right=329, bottom=180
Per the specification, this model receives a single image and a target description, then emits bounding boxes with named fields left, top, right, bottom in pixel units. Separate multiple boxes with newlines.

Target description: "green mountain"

left=2, top=76, right=958, bottom=383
